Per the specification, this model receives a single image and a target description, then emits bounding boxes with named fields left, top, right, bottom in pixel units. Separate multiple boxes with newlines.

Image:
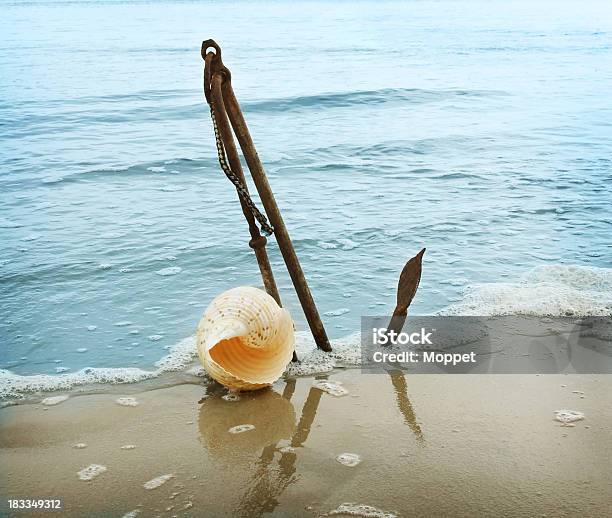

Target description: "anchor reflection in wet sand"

left=233, top=377, right=315, bottom=517
left=387, top=369, right=424, bottom=443
left=198, top=371, right=424, bottom=516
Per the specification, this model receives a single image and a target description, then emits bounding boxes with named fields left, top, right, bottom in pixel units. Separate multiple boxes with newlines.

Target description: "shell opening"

left=208, top=330, right=293, bottom=386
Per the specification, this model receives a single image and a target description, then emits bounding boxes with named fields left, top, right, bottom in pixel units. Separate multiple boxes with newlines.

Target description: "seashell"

left=197, top=287, right=295, bottom=391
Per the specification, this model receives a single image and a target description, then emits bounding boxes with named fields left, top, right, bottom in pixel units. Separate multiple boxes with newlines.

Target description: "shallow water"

left=1, top=1, right=611, bottom=387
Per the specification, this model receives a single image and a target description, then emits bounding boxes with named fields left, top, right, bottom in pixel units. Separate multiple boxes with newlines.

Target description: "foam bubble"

left=279, top=446, right=296, bottom=454
left=313, top=380, right=349, bottom=397
left=335, top=453, right=362, bottom=467
left=42, top=395, right=69, bottom=406
left=554, top=410, right=585, bottom=424
left=287, top=331, right=361, bottom=377
left=121, top=510, right=141, bottom=518
left=143, top=473, right=174, bottom=490
left=121, top=445, right=136, bottom=450
left=326, top=503, right=397, bottom=517
left=229, top=424, right=255, bottom=434
left=78, top=464, right=107, bottom=481
left=222, top=392, right=240, bottom=402
left=116, top=397, right=139, bottom=407
left=73, top=443, right=87, bottom=449
left=317, top=241, right=337, bottom=250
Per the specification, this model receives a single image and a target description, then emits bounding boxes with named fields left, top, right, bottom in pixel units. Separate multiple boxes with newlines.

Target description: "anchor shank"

left=210, top=74, right=282, bottom=305
left=222, top=80, right=331, bottom=352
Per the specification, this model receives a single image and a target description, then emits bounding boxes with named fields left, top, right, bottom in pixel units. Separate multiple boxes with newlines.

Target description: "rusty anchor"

left=201, top=40, right=425, bottom=358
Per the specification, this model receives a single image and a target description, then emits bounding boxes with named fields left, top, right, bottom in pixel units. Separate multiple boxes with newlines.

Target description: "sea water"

left=1, top=0, right=611, bottom=397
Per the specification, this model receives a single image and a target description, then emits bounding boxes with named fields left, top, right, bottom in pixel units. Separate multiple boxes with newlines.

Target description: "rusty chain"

left=204, top=52, right=274, bottom=236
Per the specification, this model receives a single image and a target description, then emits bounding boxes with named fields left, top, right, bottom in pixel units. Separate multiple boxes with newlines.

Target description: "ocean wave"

left=242, top=87, right=500, bottom=114
left=1, top=157, right=211, bottom=190
left=0, top=336, right=197, bottom=400
left=1, top=264, right=610, bottom=401
left=2, top=86, right=501, bottom=141
left=442, top=264, right=612, bottom=316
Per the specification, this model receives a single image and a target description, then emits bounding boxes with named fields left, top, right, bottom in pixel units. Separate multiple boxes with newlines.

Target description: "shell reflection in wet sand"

left=199, top=387, right=296, bottom=457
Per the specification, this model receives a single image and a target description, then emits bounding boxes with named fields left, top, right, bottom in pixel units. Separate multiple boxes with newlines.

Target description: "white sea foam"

left=279, top=446, right=296, bottom=454
left=2, top=265, right=610, bottom=399
left=554, top=409, right=585, bottom=424
left=317, top=241, right=337, bottom=250
left=335, top=453, right=362, bottom=467
left=143, top=473, right=174, bottom=490
left=313, top=380, right=349, bottom=397
left=228, top=424, right=255, bottom=434
left=116, top=397, right=139, bottom=407
left=326, top=503, right=397, bottom=517
left=442, top=265, right=612, bottom=317
left=41, top=395, right=69, bottom=406
left=0, top=336, right=197, bottom=399
left=288, top=331, right=361, bottom=377
left=78, top=464, right=107, bottom=481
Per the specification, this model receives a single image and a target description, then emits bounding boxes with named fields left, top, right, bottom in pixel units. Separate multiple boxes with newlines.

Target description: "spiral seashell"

left=197, top=287, right=295, bottom=391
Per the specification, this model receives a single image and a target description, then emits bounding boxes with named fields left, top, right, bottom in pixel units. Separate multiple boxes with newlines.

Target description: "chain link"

left=209, top=106, right=274, bottom=236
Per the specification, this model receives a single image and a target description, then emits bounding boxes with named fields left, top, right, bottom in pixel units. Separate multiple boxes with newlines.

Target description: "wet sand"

left=1, top=372, right=611, bottom=517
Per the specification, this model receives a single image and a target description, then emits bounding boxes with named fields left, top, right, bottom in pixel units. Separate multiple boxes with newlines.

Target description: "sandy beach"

left=2, top=1, right=612, bottom=517
left=1, top=371, right=610, bottom=517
